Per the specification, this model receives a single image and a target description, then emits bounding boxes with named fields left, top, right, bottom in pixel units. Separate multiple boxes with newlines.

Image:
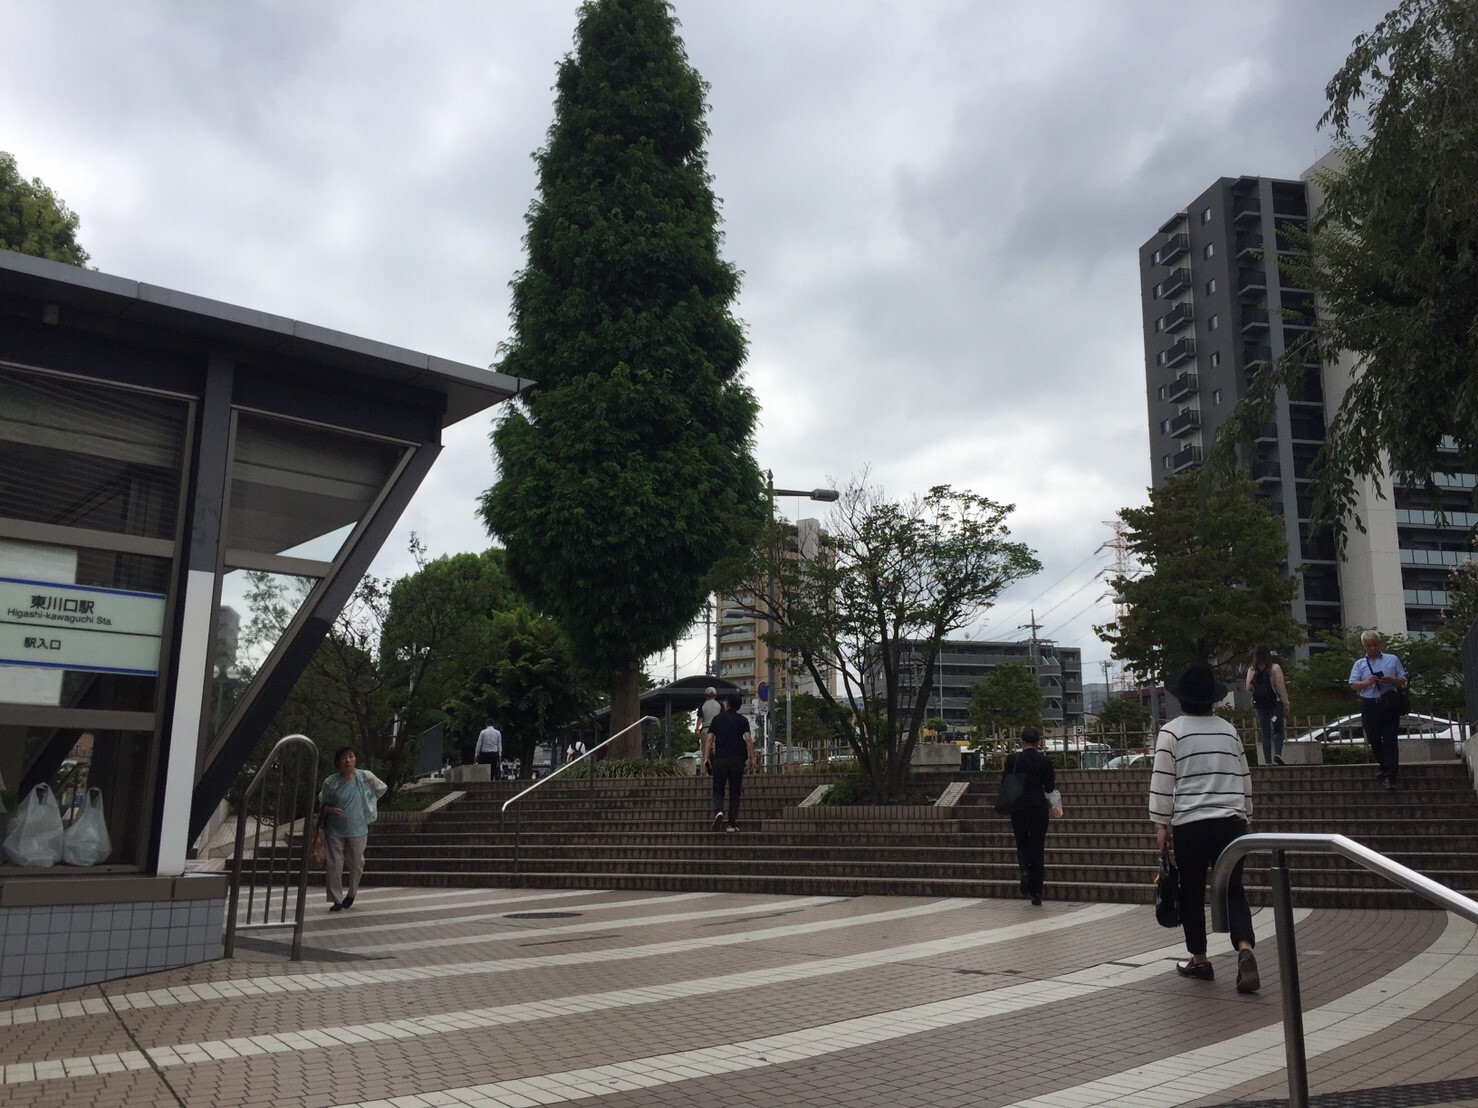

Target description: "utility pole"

left=704, top=597, right=712, bottom=676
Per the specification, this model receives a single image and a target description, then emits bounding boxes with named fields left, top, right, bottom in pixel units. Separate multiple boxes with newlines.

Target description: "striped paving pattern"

left=1, top=887, right=1475, bottom=1107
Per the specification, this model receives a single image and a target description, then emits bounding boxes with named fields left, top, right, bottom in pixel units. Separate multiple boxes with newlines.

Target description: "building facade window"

left=1212, top=388, right=1222, bottom=405
left=1208, top=314, right=1219, bottom=332
left=1203, top=243, right=1215, bottom=259
left=1210, top=352, right=1221, bottom=367
left=1201, top=207, right=1212, bottom=224
left=1205, top=278, right=1217, bottom=294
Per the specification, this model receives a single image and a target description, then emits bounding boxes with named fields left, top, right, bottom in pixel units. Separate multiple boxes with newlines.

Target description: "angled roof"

left=0, top=248, right=530, bottom=428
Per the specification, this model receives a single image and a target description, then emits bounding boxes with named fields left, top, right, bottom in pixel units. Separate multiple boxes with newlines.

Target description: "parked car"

left=1105, top=752, right=1153, bottom=770
left=1291, top=713, right=1466, bottom=755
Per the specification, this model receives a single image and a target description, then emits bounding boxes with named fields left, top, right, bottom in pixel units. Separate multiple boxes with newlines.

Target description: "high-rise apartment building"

left=1140, top=171, right=1475, bottom=644
left=713, top=518, right=830, bottom=698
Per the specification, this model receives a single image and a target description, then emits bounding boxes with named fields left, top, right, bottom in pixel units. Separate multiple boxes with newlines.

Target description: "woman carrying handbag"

left=1149, top=663, right=1259, bottom=992
left=319, top=746, right=388, bottom=912
left=1000, top=726, right=1061, bottom=906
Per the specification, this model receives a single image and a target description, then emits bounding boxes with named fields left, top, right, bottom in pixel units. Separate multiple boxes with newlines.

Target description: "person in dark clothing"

left=1002, top=726, right=1060, bottom=905
left=702, top=694, right=756, bottom=832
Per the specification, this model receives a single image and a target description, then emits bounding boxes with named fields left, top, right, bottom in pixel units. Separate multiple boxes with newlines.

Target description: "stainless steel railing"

left=1210, top=832, right=1478, bottom=1108
left=223, top=733, right=320, bottom=960
left=501, top=715, right=656, bottom=878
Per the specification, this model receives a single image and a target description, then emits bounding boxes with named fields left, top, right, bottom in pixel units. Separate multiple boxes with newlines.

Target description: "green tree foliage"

left=966, top=662, right=1043, bottom=739
left=769, top=691, right=853, bottom=754
left=1096, top=474, right=1303, bottom=682
left=765, top=478, right=1039, bottom=801
left=1092, top=696, right=1152, bottom=742
left=1438, top=555, right=1478, bottom=653
left=481, top=0, right=764, bottom=755
left=1215, top=0, right=1478, bottom=536
left=0, top=151, right=89, bottom=264
left=443, top=606, right=599, bottom=777
left=1288, top=628, right=1464, bottom=719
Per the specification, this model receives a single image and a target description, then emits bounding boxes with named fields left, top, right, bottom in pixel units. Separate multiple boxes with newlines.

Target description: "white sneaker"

left=712, top=811, right=726, bottom=830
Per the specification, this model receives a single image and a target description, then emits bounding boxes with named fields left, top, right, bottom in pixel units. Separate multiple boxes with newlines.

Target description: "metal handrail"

left=501, top=715, right=656, bottom=877
left=223, top=733, right=319, bottom=959
left=1210, top=832, right=1478, bottom=1108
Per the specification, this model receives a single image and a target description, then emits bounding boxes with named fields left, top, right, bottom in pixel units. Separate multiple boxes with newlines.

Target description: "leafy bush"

left=567, top=757, right=682, bottom=779
left=1323, top=744, right=1373, bottom=765
left=819, top=777, right=867, bottom=805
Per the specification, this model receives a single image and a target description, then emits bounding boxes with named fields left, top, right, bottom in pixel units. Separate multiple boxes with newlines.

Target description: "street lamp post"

left=764, top=471, right=839, bottom=766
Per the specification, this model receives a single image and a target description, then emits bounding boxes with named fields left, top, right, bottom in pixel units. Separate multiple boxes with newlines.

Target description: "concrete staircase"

left=358, top=761, right=1478, bottom=909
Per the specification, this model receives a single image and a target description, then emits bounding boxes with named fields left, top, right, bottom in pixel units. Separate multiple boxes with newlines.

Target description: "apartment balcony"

left=1237, top=267, right=1267, bottom=297
left=1282, top=301, right=1316, bottom=330
left=1254, top=421, right=1279, bottom=444
left=1154, top=233, right=1189, bottom=265
left=1241, top=306, right=1270, bottom=332
left=1162, top=336, right=1196, bottom=368
left=1249, top=457, right=1281, bottom=483
left=1168, top=409, right=1201, bottom=437
left=1169, top=444, right=1203, bottom=473
left=1155, top=268, right=1192, bottom=299
left=1157, top=302, right=1195, bottom=334
left=1232, top=196, right=1262, bottom=223
left=1235, top=233, right=1264, bottom=258
left=1165, top=371, right=1198, bottom=403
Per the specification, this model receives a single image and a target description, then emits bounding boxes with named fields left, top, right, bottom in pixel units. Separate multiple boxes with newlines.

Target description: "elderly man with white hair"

left=1349, top=630, right=1408, bottom=792
left=697, top=686, right=722, bottom=736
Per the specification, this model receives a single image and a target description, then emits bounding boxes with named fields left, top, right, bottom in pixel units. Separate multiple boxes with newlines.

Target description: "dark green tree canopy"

left=0, top=151, right=89, bottom=265
left=482, top=0, right=763, bottom=743
left=1096, top=474, right=1303, bottom=681
left=966, top=661, right=1043, bottom=739
left=1215, top=0, right=1478, bottom=536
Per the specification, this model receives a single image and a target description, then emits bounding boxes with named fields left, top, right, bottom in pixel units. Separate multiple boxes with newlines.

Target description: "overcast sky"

left=1, top=0, right=1393, bottom=684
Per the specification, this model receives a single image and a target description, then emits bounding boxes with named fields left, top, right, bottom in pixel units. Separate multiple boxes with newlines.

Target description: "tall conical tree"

left=481, top=0, right=763, bottom=753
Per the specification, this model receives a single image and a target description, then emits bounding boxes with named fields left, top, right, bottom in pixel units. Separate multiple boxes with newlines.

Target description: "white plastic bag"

left=3, top=784, right=65, bottom=867
left=62, top=787, right=112, bottom=865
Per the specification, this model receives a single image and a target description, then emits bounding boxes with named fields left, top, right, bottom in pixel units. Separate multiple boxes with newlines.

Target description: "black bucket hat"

left=1165, top=662, right=1228, bottom=704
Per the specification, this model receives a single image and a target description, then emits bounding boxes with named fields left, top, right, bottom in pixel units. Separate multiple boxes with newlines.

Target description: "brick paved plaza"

left=2, top=887, right=1477, bottom=1107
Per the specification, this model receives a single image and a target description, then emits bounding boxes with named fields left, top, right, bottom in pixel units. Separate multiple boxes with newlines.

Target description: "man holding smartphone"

left=1349, top=630, right=1408, bottom=791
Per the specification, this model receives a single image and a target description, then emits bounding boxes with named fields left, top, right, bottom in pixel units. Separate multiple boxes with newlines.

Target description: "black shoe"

left=1236, top=949, right=1260, bottom=993
left=329, top=903, right=343, bottom=913
left=1019, top=873, right=1030, bottom=897
left=1375, top=770, right=1386, bottom=780
left=1030, top=895, right=1042, bottom=906
left=1273, top=755, right=1285, bottom=766
left=342, top=895, right=354, bottom=908
left=1383, top=778, right=1396, bottom=792
left=1176, top=958, right=1214, bottom=981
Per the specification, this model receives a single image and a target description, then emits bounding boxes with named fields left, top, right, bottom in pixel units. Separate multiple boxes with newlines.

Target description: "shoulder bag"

left=994, top=751, right=1031, bottom=815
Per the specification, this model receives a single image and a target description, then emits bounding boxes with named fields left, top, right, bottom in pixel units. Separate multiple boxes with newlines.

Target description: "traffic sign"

left=757, top=681, right=769, bottom=702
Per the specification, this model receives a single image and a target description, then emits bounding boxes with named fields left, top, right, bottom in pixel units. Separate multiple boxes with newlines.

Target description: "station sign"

left=0, top=576, right=168, bottom=676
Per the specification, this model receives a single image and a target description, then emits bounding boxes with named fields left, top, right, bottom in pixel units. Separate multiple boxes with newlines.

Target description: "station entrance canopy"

left=0, top=249, right=527, bottom=876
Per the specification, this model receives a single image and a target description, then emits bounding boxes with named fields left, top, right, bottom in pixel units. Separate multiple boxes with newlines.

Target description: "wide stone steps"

left=357, top=762, right=1478, bottom=910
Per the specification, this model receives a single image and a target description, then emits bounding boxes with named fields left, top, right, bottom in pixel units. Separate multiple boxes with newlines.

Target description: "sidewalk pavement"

left=2, top=887, right=1476, bottom=1107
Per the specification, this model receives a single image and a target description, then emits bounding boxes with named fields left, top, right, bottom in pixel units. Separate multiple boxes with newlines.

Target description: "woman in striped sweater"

left=1150, top=662, right=1259, bottom=993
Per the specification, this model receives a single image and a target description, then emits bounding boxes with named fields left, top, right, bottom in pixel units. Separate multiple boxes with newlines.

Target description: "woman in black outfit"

left=1002, top=726, right=1061, bottom=905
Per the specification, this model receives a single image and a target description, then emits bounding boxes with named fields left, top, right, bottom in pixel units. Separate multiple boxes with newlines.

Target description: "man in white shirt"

left=475, top=720, right=503, bottom=780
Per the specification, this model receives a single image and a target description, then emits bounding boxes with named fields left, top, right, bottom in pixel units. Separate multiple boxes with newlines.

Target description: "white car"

left=1292, top=713, right=1466, bottom=754
left=1104, top=753, right=1153, bottom=770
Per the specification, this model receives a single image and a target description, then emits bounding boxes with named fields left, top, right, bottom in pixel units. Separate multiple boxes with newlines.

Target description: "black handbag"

left=1154, top=846, right=1181, bottom=928
left=994, top=753, right=1031, bottom=815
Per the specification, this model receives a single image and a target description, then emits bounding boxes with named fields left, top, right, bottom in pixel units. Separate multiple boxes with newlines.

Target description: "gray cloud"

left=0, top=0, right=1394, bottom=678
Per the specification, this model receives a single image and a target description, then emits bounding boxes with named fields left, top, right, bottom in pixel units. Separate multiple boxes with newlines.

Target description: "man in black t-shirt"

left=701, top=694, right=757, bottom=832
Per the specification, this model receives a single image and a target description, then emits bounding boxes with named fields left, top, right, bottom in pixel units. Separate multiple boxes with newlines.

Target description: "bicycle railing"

left=1210, top=832, right=1478, bottom=1108
left=223, top=733, right=320, bottom=960
left=501, top=715, right=656, bottom=879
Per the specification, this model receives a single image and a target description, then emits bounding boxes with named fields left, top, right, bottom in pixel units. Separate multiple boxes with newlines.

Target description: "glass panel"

left=212, top=569, right=318, bottom=736
left=226, top=413, right=404, bottom=560
left=1, top=537, right=171, bottom=711
left=0, top=365, right=187, bottom=538
left=0, top=725, right=150, bottom=869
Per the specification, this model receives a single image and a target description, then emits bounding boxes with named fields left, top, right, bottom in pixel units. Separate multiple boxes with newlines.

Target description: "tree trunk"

left=609, top=661, right=643, bottom=759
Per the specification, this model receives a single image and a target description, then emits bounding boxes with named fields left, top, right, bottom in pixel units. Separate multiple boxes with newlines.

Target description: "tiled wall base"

left=0, top=876, right=225, bottom=1000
